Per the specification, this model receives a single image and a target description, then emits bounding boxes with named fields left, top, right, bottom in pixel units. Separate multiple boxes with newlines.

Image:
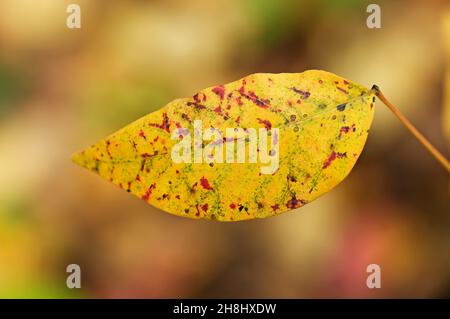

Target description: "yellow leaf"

left=73, top=70, right=375, bottom=221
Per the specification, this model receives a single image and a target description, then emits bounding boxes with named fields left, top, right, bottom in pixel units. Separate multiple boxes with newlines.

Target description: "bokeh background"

left=0, top=0, right=449, bottom=298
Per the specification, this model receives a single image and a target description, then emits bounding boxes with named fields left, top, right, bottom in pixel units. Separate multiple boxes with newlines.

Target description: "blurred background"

left=0, top=0, right=449, bottom=298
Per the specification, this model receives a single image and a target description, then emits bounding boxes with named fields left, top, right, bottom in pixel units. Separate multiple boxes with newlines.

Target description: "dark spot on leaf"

left=291, top=87, right=311, bottom=99
left=149, top=113, right=170, bottom=133
left=337, top=103, right=346, bottom=111
left=286, top=196, right=305, bottom=209
left=287, top=175, right=297, bottom=182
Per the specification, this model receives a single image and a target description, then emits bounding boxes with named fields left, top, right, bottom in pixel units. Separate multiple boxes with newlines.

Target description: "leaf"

left=73, top=70, right=375, bottom=221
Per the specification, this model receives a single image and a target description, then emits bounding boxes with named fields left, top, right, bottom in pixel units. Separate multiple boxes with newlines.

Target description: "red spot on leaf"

left=187, top=98, right=206, bottom=110
left=140, top=159, right=146, bottom=171
left=141, top=152, right=158, bottom=158
left=141, top=183, right=156, bottom=201
left=291, top=87, right=310, bottom=99
left=181, top=113, right=191, bottom=122
left=195, top=204, right=201, bottom=216
left=338, top=124, right=355, bottom=139
left=247, top=90, right=269, bottom=108
left=337, top=152, right=347, bottom=159
left=239, top=88, right=270, bottom=108
left=323, top=151, right=337, bottom=169
left=337, top=87, right=349, bottom=94
left=257, top=118, right=272, bottom=130
left=105, top=140, right=112, bottom=158
left=212, top=85, right=225, bottom=100
left=193, top=93, right=200, bottom=103
left=200, top=176, right=213, bottom=190
left=338, top=126, right=350, bottom=139
left=214, top=105, right=222, bottom=114
left=149, top=112, right=170, bottom=133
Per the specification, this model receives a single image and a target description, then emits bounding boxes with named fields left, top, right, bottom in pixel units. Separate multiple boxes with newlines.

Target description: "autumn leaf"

left=73, top=70, right=376, bottom=221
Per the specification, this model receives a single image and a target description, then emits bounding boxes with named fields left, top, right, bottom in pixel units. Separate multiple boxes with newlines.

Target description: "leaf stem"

left=372, top=85, right=450, bottom=173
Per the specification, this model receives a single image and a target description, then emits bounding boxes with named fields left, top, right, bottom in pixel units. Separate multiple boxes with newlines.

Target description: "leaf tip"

left=71, top=150, right=87, bottom=168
